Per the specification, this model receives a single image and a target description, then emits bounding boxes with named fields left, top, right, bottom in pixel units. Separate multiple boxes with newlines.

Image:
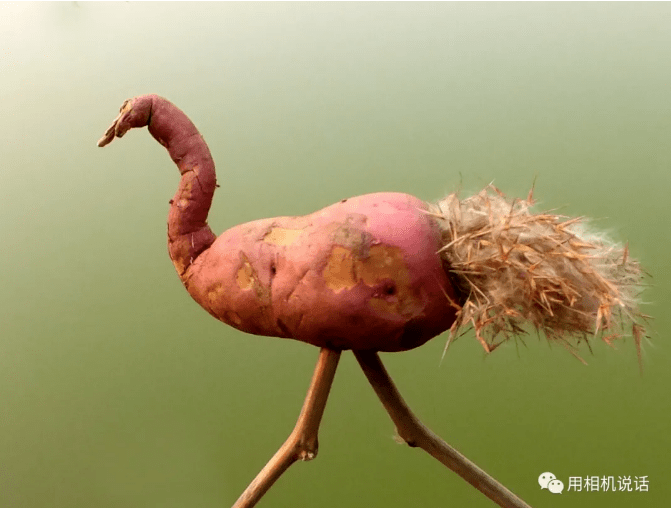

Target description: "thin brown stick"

left=232, top=347, right=341, bottom=508
left=354, top=350, right=532, bottom=508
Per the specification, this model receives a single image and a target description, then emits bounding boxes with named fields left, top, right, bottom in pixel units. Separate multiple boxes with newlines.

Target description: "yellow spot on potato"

left=360, top=245, right=410, bottom=287
left=207, top=282, right=224, bottom=304
left=368, top=298, right=399, bottom=314
left=322, top=246, right=357, bottom=292
left=224, top=311, right=243, bottom=326
left=323, top=243, right=412, bottom=314
left=234, top=254, right=271, bottom=304
left=263, top=227, right=303, bottom=246
left=236, top=259, right=256, bottom=290
left=180, top=175, right=194, bottom=199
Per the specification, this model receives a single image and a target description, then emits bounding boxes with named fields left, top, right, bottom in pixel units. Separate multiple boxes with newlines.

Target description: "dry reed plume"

left=429, top=184, right=648, bottom=364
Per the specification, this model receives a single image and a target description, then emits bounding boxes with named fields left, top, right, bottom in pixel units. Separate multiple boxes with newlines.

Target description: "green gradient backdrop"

left=2, top=3, right=669, bottom=507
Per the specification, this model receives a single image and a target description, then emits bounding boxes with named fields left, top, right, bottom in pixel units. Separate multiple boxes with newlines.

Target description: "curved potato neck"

left=97, top=94, right=217, bottom=277
left=146, top=97, right=217, bottom=276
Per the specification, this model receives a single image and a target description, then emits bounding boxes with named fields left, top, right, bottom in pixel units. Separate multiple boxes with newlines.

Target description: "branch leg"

left=232, top=347, right=341, bottom=508
left=354, top=350, right=532, bottom=508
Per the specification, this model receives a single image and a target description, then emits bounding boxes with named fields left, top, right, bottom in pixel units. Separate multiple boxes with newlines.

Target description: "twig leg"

left=354, top=350, right=532, bottom=508
left=232, top=347, right=341, bottom=508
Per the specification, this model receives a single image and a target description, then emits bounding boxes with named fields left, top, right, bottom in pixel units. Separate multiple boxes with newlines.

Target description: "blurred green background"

left=1, top=3, right=669, bottom=507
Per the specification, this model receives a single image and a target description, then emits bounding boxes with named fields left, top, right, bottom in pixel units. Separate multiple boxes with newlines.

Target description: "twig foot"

left=232, top=347, right=341, bottom=508
left=354, top=350, right=532, bottom=508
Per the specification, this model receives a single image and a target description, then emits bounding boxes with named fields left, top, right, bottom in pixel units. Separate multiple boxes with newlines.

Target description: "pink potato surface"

left=98, top=95, right=457, bottom=352
left=185, top=192, right=457, bottom=351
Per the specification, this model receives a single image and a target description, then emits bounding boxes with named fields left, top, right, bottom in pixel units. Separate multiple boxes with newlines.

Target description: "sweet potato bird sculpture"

left=98, top=95, right=647, bottom=508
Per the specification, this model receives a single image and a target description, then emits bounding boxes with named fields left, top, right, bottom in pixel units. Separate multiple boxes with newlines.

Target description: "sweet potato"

left=98, top=95, right=458, bottom=352
left=99, top=95, right=646, bottom=357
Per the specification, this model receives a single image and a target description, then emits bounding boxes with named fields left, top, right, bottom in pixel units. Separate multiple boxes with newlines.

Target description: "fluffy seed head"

left=428, top=185, right=648, bottom=364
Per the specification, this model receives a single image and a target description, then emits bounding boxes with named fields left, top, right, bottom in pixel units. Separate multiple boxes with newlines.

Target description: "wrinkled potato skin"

left=99, top=96, right=457, bottom=352
left=183, top=192, right=457, bottom=351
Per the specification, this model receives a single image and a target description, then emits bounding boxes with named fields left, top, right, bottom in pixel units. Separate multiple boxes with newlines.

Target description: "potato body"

left=183, top=192, right=457, bottom=351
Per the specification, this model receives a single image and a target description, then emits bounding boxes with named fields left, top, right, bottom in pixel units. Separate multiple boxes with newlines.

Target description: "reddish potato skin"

left=99, top=95, right=457, bottom=352
left=185, top=193, right=457, bottom=351
left=97, top=94, right=217, bottom=272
